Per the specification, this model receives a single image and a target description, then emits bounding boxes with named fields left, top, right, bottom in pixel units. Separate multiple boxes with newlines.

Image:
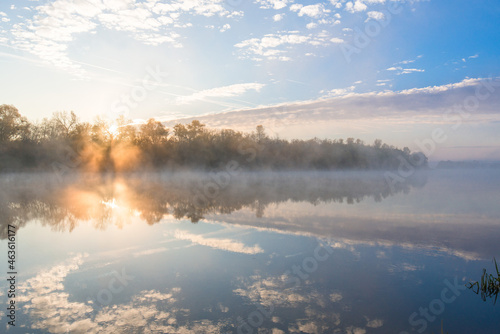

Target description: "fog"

left=0, top=170, right=425, bottom=234
left=1, top=168, right=499, bottom=260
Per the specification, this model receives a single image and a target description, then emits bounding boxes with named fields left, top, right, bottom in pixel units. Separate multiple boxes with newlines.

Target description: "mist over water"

left=0, top=170, right=426, bottom=234
left=0, top=169, right=499, bottom=333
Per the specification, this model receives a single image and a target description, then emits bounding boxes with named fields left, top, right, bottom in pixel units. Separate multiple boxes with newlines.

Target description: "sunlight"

left=101, top=198, right=119, bottom=209
left=108, top=124, right=120, bottom=137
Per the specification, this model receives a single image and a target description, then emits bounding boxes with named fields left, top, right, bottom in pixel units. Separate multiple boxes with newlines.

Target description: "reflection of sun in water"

left=101, top=198, right=119, bottom=209
left=109, top=124, right=120, bottom=137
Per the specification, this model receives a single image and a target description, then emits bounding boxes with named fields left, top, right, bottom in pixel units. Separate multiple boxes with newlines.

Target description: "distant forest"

left=0, top=104, right=427, bottom=172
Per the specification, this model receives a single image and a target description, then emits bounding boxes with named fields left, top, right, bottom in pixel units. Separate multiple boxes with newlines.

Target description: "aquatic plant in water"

left=467, top=258, right=500, bottom=304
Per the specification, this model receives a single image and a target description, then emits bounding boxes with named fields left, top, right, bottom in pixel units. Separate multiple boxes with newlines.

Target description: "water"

left=0, top=170, right=499, bottom=333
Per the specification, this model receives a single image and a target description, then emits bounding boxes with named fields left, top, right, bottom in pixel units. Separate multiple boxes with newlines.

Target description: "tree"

left=139, top=119, right=168, bottom=145
left=254, top=125, right=267, bottom=143
left=173, top=120, right=205, bottom=142
left=52, top=111, right=79, bottom=138
left=0, top=105, right=29, bottom=142
left=186, top=120, right=205, bottom=138
left=91, top=117, right=111, bottom=144
left=0, top=112, right=429, bottom=172
left=115, top=116, right=137, bottom=142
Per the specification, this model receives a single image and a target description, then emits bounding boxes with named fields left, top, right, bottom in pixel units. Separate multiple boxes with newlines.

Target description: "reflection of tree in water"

left=0, top=171, right=427, bottom=238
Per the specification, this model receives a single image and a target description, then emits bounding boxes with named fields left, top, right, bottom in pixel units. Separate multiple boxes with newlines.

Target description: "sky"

left=0, top=0, right=500, bottom=160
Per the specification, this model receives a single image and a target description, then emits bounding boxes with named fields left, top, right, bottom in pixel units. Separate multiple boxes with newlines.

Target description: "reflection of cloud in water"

left=329, top=292, right=343, bottom=303
left=346, top=327, right=366, bottom=334
left=205, top=211, right=492, bottom=261
left=365, top=317, right=384, bottom=328
left=234, top=274, right=324, bottom=307
left=232, top=273, right=388, bottom=333
left=174, top=229, right=264, bottom=254
left=388, top=263, right=424, bottom=273
left=17, top=255, right=227, bottom=333
left=17, top=254, right=93, bottom=333
left=234, top=274, right=346, bottom=333
left=13, top=244, right=388, bottom=333
left=326, top=237, right=483, bottom=262
left=133, top=247, right=168, bottom=257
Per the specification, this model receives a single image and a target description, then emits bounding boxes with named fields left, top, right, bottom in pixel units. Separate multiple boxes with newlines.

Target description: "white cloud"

left=235, top=30, right=339, bottom=60
left=330, top=0, right=343, bottom=9
left=324, top=85, right=355, bottom=97
left=6, top=0, right=241, bottom=77
left=151, top=0, right=235, bottom=18
left=395, top=55, right=423, bottom=65
left=399, top=68, right=425, bottom=74
left=398, top=59, right=414, bottom=64
left=387, top=66, right=424, bottom=75
left=220, top=23, right=231, bottom=32
left=169, top=77, right=500, bottom=133
left=393, top=77, right=494, bottom=96
left=306, top=22, right=318, bottom=29
left=366, top=10, right=385, bottom=21
left=290, top=4, right=330, bottom=18
left=256, top=0, right=291, bottom=10
left=273, top=13, right=284, bottom=21
left=345, top=1, right=367, bottom=13
left=174, top=230, right=264, bottom=254
left=236, top=33, right=309, bottom=59
left=176, top=82, right=265, bottom=104
left=330, top=37, right=344, bottom=43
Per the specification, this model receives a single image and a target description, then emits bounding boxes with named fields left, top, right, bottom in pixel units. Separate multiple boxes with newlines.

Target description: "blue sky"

left=0, top=0, right=499, bottom=160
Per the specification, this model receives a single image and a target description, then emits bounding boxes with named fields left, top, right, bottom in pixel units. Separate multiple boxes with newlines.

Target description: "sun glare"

left=109, top=124, right=120, bottom=137
left=101, top=198, right=119, bottom=209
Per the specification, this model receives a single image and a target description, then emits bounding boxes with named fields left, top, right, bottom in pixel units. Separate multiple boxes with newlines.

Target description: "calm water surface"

left=0, top=170, right=499, bottom=333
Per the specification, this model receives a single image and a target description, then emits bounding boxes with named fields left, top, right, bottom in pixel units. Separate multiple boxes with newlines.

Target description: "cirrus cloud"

left=6, top=0, right=242, bottom=77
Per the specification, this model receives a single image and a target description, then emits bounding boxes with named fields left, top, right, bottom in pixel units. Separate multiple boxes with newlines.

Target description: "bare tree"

left=52, top=111, right=79, bottom=138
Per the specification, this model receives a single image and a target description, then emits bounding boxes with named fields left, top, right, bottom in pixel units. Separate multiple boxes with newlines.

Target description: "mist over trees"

left=0, top=104, right=427, bottom=172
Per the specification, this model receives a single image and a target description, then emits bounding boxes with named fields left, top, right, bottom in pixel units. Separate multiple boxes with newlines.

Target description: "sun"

left=108, top=124, right=120, bottom=137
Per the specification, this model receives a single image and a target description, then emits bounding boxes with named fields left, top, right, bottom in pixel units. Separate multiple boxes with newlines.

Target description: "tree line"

left=0, top=104, right=427, bottom=172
